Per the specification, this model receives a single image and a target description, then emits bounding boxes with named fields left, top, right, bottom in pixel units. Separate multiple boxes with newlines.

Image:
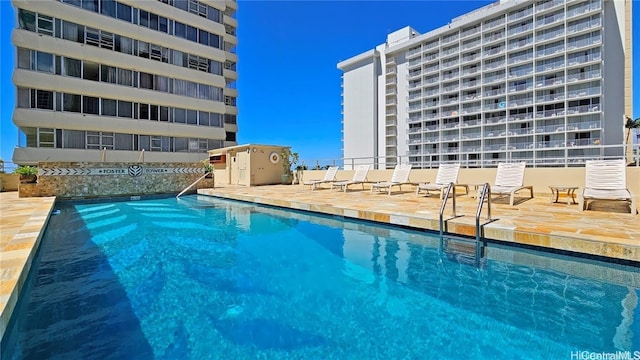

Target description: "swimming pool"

left=2, top=195, right=639, bottom=359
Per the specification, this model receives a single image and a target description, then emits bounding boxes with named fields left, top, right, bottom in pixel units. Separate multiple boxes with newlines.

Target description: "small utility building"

left=208, top=144, right=289, bottom=186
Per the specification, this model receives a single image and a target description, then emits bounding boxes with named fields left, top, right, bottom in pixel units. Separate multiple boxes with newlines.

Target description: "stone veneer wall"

left=19, top=162, right=213, bottom=199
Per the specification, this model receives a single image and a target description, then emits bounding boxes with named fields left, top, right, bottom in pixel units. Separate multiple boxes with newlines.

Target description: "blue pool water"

left=2, top=195, right=639, bottom=359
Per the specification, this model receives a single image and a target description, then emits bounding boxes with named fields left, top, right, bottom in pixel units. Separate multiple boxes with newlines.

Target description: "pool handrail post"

left=475, top=183, right=492, bottom=265
left=438, top=182, right=456, bottom=240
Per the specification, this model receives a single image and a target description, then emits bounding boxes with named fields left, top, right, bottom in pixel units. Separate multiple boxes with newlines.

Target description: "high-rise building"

left=11, top=0, right=238, bottom=165
left=338, top=0, right=632, bottom=169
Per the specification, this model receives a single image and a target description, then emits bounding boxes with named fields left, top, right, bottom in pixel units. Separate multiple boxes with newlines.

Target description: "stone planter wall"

left=19, top=162, right=213, bottom=199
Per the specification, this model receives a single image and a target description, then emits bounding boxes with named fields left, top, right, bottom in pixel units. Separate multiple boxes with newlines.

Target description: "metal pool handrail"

left=475, top=183, right=492, bottom=263
left=176, top=172, right=212, bottom=198
left=438, top=182, right=456, bottom=240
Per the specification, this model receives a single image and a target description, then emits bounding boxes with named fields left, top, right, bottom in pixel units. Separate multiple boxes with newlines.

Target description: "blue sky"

left=1, top=1, right=638, bottom=168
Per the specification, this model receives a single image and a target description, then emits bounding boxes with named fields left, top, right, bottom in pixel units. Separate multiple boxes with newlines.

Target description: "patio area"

left=198, top=183, right=640, bottom=263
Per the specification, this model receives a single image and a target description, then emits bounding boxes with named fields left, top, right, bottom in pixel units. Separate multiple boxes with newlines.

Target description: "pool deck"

left=0, top=186, right=639, bottom=342
left=198, top=184, right=640, bottom=263
left=0, top=192, right=56, bottom=342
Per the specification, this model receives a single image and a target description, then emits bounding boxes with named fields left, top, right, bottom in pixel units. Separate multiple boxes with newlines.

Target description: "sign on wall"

left=39, top=166, right=203, bottom=177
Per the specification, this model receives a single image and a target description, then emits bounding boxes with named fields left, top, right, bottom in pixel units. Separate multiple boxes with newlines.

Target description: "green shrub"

left=14, top=165, right=38, bottom=176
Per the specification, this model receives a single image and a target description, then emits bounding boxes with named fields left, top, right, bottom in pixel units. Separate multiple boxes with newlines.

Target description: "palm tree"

left=625, top=115, right=640, bottom=146
left=625, top=115, right=640, bottom=164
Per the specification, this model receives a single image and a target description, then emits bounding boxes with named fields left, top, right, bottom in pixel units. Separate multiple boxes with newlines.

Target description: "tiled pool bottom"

left=2, top=195, right=639, bottom=359
left=198, top=185, right=640, bottom=263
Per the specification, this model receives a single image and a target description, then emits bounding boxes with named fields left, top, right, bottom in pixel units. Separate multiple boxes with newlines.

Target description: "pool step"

left=440, top=235, right=486, bottom=267
left=438, top=183, right=491, bottom=268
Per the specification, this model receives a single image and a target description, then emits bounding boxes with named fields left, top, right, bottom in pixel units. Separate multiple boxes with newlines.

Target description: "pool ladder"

left=438, top=182, right=492, bottom=267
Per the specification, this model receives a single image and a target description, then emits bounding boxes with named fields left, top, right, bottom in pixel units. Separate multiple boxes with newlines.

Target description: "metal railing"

left=300, top=143, right=640, bottom=171
left=176, top=171, right=213, bottom=198
left=475, top=183, right=492, bottom=267
left=438, top=182, right=458, bottom=241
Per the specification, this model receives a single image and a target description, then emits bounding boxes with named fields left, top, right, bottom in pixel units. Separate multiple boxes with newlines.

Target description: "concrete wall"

left=301, top=167, right=640, bottom=198
left=248, top=147, right=287, bottom=186
left=340, top=55, right=378, bottom=169
left=19, top=162, right=213, bottom=199
left=0, top=174, right=20, bottom=192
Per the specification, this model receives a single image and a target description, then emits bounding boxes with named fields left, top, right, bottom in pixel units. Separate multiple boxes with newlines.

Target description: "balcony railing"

left=567, top=1, right=602, bottom=19
left=535, top=13, right=564, bottom=28
left=566, top=87, right=600, bottom=99
left=536, top=0, right=564, bottom=14
left=567, top=17, right=601, bottom=35
left=567, top=69, right=600, bottom=82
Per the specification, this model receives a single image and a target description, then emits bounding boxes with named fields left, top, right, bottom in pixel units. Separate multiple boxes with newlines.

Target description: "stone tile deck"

left=198, top=184, right=640, bottom=263
left=0, top=192, right=56, bottom=341
left=1, top=185, right=638, bottom=342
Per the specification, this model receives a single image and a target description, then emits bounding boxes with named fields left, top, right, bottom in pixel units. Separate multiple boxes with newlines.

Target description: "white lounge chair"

left=370, top=164, right=413, bottom=195
left=331, top=165, right=370, bottom=192
left=415, top=163, right=468, bottom=199
left=579, top=160, right=637, bottom=214
left=303, top=166, right=339, bottom=190
left=490, top=162, right=533, bottom=206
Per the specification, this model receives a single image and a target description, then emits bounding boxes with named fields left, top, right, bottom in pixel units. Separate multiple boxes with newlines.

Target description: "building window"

left=155, top=76, right=168, bottom=92
left=31, top=89, right=54, bottom=110
left=101, top=65, right=116, bottom=83
left=199, top=30, right=209, bottom=45
left=175, top=22, right=186, bottom=38
left=37, top=14, right=54, bottom=36
left=102, top=99, right=117, bottom=116
left=174, top=108, right=186, bottom=124
left=34, top=51, right=54, bottom=73
left=138, top=41, right=149, bottom=58
left=186, top=110, right=198, bottom=125
left=114, top=35, right=133, bottom=55
left=63, top=93, right=81, bottom=112
left=198, top=84, right=211, bottom=100
left=83, top=96, right=99, bottom=114
left=39, top=128, right=55, bottom=147
left=224, top=114, right=236, bottom=124
left=114, top=133, right=133, bottom=150
left=17, top=88, right=30, bottom=108
left=87, top=132, right=100, bottom=149
left=100, top=31, right=114, bottom=49
left=100, top=0, right=116, bottom=17
left=198, top=111, right=209, bottom=126
left=175, top=137, right=188, bottom=152
left=83, top=61, right=99, bottom=81
left=150, top=105, right=159, bottom=121
left=64, top=130, right=86, bottom=149
left=85, top=27, right=100, bottom=46
left=117, top=100, right=132, bottom=118
left=139, top=72, right=154, bottom=90
left=18, top=9, right=36, bottom=32
left=226, top=132, right=236, bottom=142
left=62, top=21, right=83, bottom=43
left=116, top=2, right=132, bottom=22
left=17, top=48, right=30, bottom=69
left=138, top=103, right=149, bottom=120
left=210, top=60, right=222, bottom=75
left=139, top=10, right=149, bottom=27
left=160, top=106, right=170, bottom=122
left=63, top=57, right=81, bottom=77
left=186, top=25, right=197, bottom=42
left=211, top=113, right=222, bottom=127
left=117, top=68, right=132, bottom=86
left=81, top=0, right=98, bottom=12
